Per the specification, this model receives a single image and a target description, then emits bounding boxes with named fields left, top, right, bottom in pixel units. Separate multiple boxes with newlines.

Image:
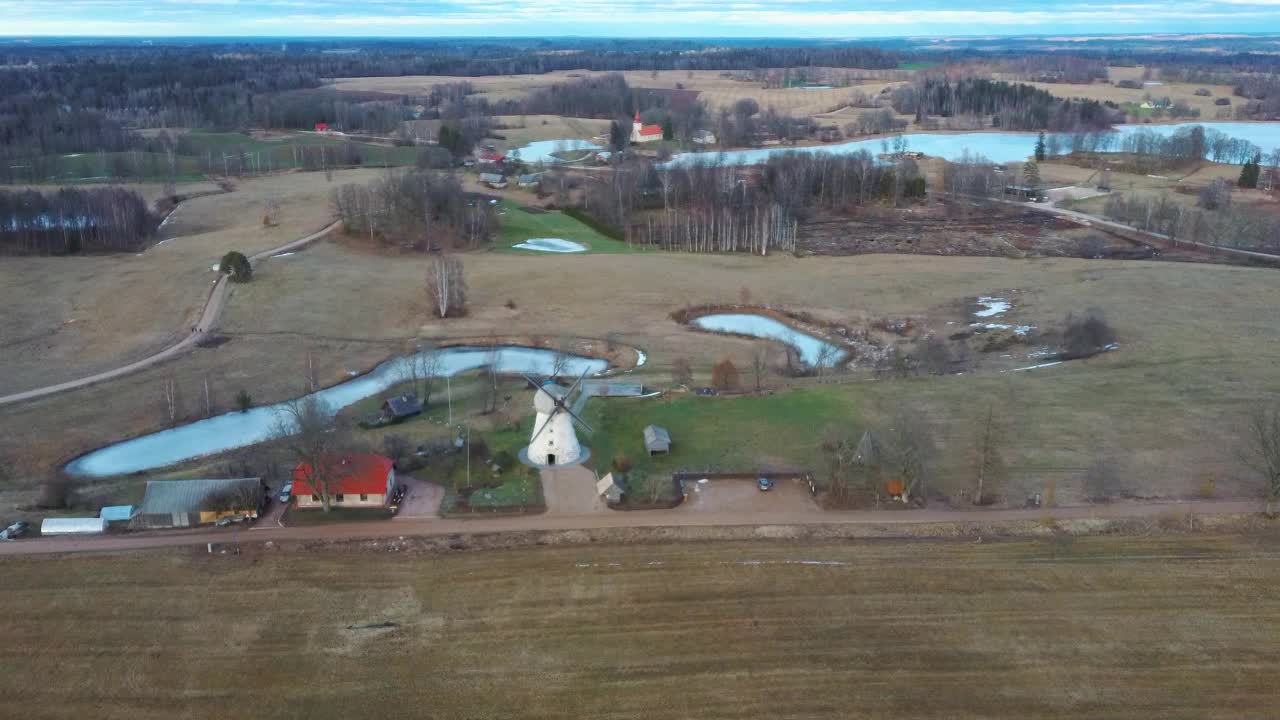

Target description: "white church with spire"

left=630, top=111, right=663, bottom=144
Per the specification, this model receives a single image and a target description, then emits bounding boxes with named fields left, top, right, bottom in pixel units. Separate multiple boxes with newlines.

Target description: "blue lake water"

left=666, top=122, right=1280, bottom=167
left=691, top=314, right=841, bottom=366
left=64, top=346, right=608, bottom=478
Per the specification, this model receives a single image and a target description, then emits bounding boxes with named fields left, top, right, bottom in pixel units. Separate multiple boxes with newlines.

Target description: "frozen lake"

left=691, top=313, right=841, bottom=366
left=513, top=237, right=587, bottom=253
left=64, top=346, right=608, bottom=478
left=508, top=139, right=600, bottom=164
left=666, top=122, right=1280, bottom=167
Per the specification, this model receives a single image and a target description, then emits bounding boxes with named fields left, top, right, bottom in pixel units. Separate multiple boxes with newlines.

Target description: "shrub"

left=612, top=455, right=633, bottom=474
left=235, top=389, right=253, bottom=412
left=492, top=450, right=515, bottom=469
left=1063, top=308, right=1117, bottom=358
left=219, top=251, right=252, bottom=283
left=711, top=358, right=740, bottom=390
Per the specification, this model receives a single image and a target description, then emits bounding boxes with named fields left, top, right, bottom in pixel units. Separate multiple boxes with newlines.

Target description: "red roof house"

left=478, top=152, right=506, bottom=164
left=291, top=453, right=395, bottom=509
left=314, top=122, right=329, bottom=132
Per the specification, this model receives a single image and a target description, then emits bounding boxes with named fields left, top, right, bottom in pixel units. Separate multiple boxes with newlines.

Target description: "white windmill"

left=518, top=369, right=593, bottom=468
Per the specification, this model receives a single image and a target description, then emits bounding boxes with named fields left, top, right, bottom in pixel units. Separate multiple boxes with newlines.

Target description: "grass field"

left=0, top=169, right=385, bottom=396
left=330, top=69, right=910, bottom=122
left=3, top=532, right=1279, bottom=718
left=496, top=201, right=639, bottom=254
left=1008, top=65, right=1238, bottom=122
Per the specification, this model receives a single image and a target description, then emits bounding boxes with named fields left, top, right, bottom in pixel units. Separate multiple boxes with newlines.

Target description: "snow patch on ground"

left=513, top=237, right=587, bottom=253
left=974, top=296, right=1010, bottom=318
left=272, top=252, right=296, bottom=258
left=634, top=349, right=647, bottom=367
left=1007, top=360, right=1064, bottom=372
left=972, top=322, right=1034, bottom=335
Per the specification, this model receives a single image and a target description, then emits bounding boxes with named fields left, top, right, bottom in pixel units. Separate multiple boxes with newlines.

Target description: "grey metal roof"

left=99, top=505, right=134, bottom=522
left=138, top=478, right=261, bottom=515
left=382, top=393, right=422, bottom=418
left=643, top=424, right=671, bottom=450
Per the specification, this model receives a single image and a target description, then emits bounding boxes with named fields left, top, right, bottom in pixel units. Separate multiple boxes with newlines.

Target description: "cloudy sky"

left=6, top=0, right=1280, bottom=37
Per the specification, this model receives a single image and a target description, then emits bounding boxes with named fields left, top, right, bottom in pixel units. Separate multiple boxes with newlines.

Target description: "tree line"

left=890, top=76, right=1117, bottom=131
left=0, top=186, right=156, bottom=255
left=330, top=170, right=495, bottom=251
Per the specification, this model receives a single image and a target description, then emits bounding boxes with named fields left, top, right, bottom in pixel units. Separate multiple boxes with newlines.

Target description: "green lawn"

left=579, top=388, right=853, bottom=487
left=495, top=201, right=644, bottom=254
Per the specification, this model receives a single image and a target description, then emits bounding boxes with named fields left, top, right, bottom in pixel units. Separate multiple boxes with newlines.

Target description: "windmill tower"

left=519, top=370, right=594, bottom=468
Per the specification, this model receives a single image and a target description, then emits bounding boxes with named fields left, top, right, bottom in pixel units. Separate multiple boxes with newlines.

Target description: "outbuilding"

left=479, top=172, right=507, bottom=188
left=643, top=424, right=671, bottom=455
left=381, top=393, right=423, bottom=422
left=41, top=517, right=106, bottom=535
left=99, top=505, right=134, bottom=525
left=132, top=478, right=263, bottom=529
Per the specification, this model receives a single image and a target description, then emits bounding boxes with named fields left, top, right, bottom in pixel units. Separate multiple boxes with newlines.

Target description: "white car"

left=278, top=482, right=292, bottom=504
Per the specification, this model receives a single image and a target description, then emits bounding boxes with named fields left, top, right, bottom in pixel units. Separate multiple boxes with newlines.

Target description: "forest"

left=0, top=186, right=156, bottom=255
left=891, top=77, right=1118, bottom=131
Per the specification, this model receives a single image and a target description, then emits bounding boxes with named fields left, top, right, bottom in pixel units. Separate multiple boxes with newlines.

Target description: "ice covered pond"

left=513, top=237, right=587, bottom=253
left=64, top=346, right=608, bottom=478
left=691, top=313, right=842, bottom=366
left=508, top=139, right=600, bottom=164
left=665, top=122, right=1280, bottom=168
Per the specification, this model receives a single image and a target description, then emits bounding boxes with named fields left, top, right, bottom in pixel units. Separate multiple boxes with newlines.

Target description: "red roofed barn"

left=631, top=112, right=663, bottom=144
left=314, top=122, right=328, bottom=132
left=292, top=453, right=395, bottom=509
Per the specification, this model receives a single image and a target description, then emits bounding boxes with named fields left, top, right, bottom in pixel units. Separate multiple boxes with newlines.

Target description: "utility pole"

left=465, top=423, right=471, bottom=489
left=204, top=376, right=212, bottom=417
left=447, top=375, right=453, bottom=425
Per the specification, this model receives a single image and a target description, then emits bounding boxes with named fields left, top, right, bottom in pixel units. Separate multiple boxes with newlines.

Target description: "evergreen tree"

left=1239, top=152, right=1261, bottom=189
left=609, top=120, right=627, bottom=152
left=1034, top=132, right=1047, bottom=162
left=662, top=117, right=674, bottom=141
left=219, top=251, right=252, bottom=283
left=1023, top=160, right=1041, bottom=196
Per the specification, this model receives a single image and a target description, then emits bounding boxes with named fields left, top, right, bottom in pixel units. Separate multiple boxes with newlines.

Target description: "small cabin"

left=643, top=425, right=671, bottom=456
left=381, top=394, right=422, bottom=422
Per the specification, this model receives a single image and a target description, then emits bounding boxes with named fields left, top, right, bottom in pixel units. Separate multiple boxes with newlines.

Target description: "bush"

left=492, top=450, right=515, bottom=469
left=1063, top=308, right=1117, bottom=358
left=235, top=389, right=253, bottom=412
left=219, top=251, right=252, bottom=283
left=711, top=358, right=740, bottom=390
left=612, top=455, right=633, bottom=474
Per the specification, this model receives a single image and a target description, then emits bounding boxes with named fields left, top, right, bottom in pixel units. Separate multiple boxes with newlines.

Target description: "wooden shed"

left=643, top=425, right=671, bottom=455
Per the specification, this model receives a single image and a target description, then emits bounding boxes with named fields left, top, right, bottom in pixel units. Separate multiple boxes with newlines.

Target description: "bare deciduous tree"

left=751, top=349, right=769, bottom=392
left=272, top=396, right=347, bottom=512
left=1245, top=403, right=1280, bottom=516
left=671, top=357, right=693, bottom=387
left=974, top=403, right=1007, bottom=505
left=426, top=255, right=466, bottom=318
left=884, top=405, right=936, bottom=504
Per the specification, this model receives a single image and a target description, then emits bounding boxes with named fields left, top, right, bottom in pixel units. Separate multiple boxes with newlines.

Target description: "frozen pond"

left=691, top=313, right=842, bottom=366
left=665, top=122, right=1280, bottom=167
left=974, top=296, right=1011, bottom=318
left=64, top=346, right=608, bottom=478
left=513, top=237, right=587, bottom=253
left=508, top=139, right=600, bottom=164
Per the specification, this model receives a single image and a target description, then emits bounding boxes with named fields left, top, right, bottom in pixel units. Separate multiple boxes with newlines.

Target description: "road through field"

left=0, top=497, right=1261, bottom=556
left=0, top=219, right=341, bottom=407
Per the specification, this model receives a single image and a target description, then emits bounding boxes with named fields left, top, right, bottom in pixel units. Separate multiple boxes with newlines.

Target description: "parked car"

left=757, top=477, right=774, bottom=492
left=215, top=515, right=248, bottom=527
left=0, top=520, right=29, bottom=540
left=278, top=482, right=292, bottom=504
left=696, top=387, right=718, bottom=396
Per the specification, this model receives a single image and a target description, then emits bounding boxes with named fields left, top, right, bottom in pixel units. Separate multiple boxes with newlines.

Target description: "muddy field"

left=799, top=200, right=1155, bottom=259
left=3, top=531, right=1280, bottom=719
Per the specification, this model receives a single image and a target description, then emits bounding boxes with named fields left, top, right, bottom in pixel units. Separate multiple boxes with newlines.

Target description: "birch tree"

left=272, top=396, right=348, bottom=513
left=426, top=255, right=466, bottom=318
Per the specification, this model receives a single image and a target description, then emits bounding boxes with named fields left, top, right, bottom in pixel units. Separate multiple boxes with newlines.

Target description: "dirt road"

left=0, top=498, right=1262, bottom=557
left=0, top=220, right=342, bottom=407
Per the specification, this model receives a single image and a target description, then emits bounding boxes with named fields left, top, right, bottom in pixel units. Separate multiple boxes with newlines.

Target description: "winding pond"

left=666, top=122, right=1280, bottom=167
left=65, top=346, right=608, bottom=478
left=691, top=313, right=841, bottom=366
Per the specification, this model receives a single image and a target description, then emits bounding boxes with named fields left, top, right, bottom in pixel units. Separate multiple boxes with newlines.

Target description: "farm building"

left=381, top=393, right=422, bottom=422
left=479, top=172, right=507, bottom=189
left=631, top=112, right=663, bottom=144
left=292, top=453, right=396, bottom=509
left=691, top=129, right=717, bottom=145
left=478, top=152, right=505, bottom=165
left=314, top=122, right=328, bottom=132
left=41, top=517, right=106, bottom=535
left=99, top=505, right=134, bottom=525
left=596, top=472, right=625, bottom=504
left=132, top=478, right=263, bottom=529
left=644, top=425, right=671, bottom=455
left=517, top=173, right=543, bottom=188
